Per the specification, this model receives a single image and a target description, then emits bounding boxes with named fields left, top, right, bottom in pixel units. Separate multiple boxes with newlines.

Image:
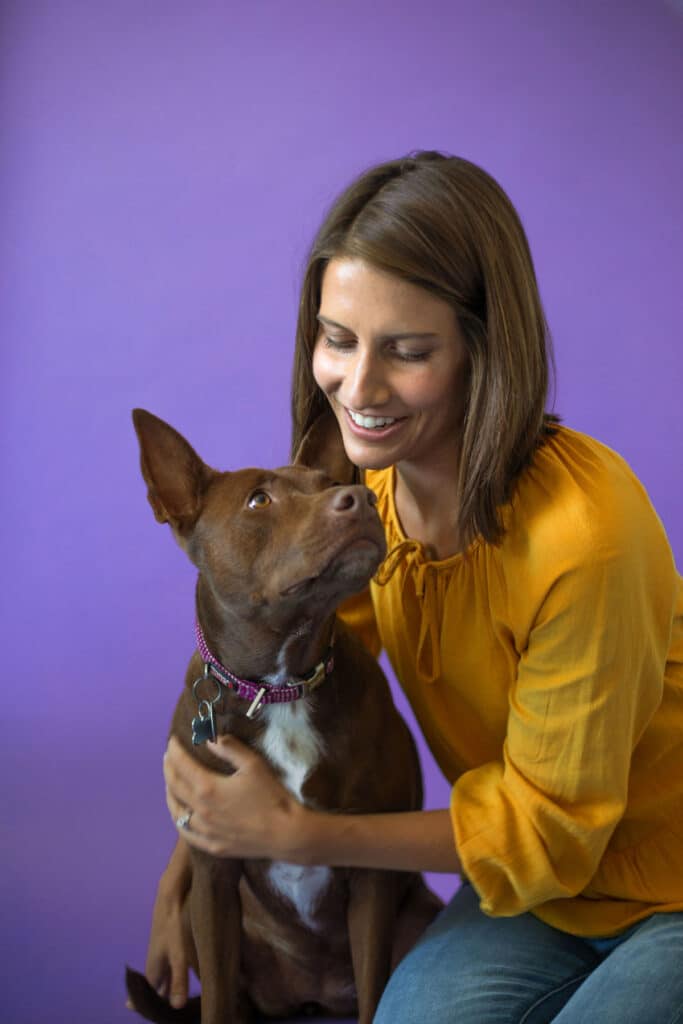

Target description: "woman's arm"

left=295, top=805, right=462, bottom=873
left=163, top=735, right=462, bottom=874
left=138, top=837, right=194, bottom=1010
left=448, top=463, right=678, bottom=919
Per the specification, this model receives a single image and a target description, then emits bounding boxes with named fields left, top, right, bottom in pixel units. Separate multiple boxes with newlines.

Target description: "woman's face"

left=312, top=258, right=469, bottom=473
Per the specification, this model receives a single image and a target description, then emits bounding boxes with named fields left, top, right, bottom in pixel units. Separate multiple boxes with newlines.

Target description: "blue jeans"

left=374, top=883, right=683, bottom=1023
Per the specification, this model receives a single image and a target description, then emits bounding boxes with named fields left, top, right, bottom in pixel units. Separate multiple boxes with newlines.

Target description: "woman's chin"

left=337, top=423, right=408, bottom=471
left=340, top=438, right=398, bottom=471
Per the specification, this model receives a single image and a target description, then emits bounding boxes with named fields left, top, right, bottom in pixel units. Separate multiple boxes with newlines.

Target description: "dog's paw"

left=125, top=966, right=201, bottom=1023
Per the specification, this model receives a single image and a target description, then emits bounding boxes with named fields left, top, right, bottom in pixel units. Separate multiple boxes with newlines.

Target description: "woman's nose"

left=345, top=351, right=390, bottom=409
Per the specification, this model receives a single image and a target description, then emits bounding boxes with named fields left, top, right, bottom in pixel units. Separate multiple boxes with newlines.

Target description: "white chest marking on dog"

left=257, top=700, right=324, bottom=801
left=256, top=690, right=331, bottom=929
left=267, top=862, right=332, bottom=931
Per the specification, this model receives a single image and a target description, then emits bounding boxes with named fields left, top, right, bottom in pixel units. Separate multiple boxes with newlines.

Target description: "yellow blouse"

left=339, top=426, right=683, bottom=937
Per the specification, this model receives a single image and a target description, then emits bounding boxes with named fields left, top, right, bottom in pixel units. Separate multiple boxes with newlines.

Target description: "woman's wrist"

left=159, top=838, right=192, bottom=896
left=283, top=806, right=462, bottom=874
left=281, top=803, right=325, bottom=866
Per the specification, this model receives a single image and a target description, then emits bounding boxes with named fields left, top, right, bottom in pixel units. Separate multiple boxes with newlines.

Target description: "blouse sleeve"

left=449, top=479, right=677, bottom=917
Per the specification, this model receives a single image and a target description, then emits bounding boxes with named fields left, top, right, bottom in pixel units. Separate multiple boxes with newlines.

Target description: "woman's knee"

left=373, top=883, right=601, bottom=1024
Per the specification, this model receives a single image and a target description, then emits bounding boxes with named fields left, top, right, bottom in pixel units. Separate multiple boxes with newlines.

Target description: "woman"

left=148, top=152, right=683, bottom=1022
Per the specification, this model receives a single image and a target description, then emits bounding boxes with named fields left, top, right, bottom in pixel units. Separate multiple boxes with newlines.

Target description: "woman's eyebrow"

left=317, top=314, right=437, bottom=342
left=317, top=314, right=348, bottom=330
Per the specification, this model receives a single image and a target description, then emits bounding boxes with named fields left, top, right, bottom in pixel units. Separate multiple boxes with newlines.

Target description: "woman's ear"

left=292, top=407, right=356, bottom=484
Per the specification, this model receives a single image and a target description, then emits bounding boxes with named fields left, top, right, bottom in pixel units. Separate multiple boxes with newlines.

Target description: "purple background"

left=2, top=2, right=682, bottom=1022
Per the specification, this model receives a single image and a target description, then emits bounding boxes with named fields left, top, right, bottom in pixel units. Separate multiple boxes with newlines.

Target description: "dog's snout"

left=330, top=486, right=377, bottom=514
left=332, top=488, right=359, bottom=513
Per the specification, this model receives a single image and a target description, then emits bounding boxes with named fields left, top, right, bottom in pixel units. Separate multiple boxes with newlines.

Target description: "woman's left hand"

left=163, top=735, right=302, bottom=860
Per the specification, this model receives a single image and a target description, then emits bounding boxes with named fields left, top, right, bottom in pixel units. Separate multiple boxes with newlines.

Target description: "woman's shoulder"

left=520, top=425, right=652, bottom=515
left=504, top=424, right=672, bottom=572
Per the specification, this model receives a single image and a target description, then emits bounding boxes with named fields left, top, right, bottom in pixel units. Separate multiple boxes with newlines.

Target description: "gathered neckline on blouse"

left=375, top=464, right=481, bottom=575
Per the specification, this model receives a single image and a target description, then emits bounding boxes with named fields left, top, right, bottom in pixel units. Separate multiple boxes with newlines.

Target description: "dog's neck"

left=195, top=577, right=335, bottom=684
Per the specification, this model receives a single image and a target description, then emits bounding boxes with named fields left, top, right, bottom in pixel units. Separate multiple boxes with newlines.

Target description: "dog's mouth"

left=280, top=535, right=385, bottom=598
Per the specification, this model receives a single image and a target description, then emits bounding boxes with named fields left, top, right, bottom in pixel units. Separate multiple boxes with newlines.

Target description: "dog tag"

left=192, top=700, right=216, bottom=745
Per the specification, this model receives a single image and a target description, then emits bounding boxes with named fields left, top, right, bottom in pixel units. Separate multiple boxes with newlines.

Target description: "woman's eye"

left=395, top=348, right=431, bottom=363
left=324, top=335, right=354, bottom=351
left=248, top=491, right=271, bottom=509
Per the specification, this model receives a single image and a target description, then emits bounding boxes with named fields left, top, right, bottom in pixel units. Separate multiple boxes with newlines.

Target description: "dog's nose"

left=332, top=488, right=358, bottom=513
left=331, top=486, right=376, bottom=513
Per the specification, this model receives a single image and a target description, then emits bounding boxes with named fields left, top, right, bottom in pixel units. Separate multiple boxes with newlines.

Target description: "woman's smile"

left=346, top=409, right=399, bottom=429
left=344, top=407, right=406, bottom=439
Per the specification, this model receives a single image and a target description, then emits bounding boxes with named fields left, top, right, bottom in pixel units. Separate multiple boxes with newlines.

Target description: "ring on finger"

left=175, top=809, right=193, bottom=831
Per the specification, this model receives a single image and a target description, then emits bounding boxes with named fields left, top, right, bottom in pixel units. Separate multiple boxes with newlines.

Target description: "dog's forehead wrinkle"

left=207, top=468, right=276, bottom=507
left=277, top=465, right=333, bottom=493
left=208, top=469, right=333, bottom=520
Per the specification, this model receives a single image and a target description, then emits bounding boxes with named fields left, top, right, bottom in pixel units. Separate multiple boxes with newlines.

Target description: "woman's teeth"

left=348, top=410, right=397, bottom=429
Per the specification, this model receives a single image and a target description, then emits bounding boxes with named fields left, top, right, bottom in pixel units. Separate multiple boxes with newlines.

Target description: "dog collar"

left=194, top=619, right=334, bottom=720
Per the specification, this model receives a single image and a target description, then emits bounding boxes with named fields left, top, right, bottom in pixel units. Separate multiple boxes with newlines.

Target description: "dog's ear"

left=293, top=407, right=356, bottom=484
left=132, top=409, right=214, bottom=532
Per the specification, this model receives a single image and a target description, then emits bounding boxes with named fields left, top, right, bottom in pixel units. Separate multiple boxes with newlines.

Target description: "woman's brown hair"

left=291, top=151, right=557, bottom=546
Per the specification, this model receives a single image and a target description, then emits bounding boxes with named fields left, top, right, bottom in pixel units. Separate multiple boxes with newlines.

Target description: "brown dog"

left=126, top=409, right=441, bottom=1024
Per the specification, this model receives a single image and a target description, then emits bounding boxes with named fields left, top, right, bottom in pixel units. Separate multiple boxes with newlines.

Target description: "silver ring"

left=175, top=809, right=193, bottom=831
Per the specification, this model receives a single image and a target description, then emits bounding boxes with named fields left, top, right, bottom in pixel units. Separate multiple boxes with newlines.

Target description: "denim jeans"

left=374, top=882, right=683, bottom=1023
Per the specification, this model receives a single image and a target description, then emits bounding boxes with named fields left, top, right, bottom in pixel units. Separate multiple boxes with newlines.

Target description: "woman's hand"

left=163, top=735, right=304, bottom=860
left=163, top=736, right=462, bottom=875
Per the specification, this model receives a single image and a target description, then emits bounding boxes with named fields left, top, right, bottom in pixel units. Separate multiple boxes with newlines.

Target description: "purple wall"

left=2, top=2, right=682, bottom=1021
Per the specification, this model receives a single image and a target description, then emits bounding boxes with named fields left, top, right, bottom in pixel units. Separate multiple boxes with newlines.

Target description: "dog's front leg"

left=190, top=852, right=245, bottom=1024
left=347, top=869, right=402, bottom=1024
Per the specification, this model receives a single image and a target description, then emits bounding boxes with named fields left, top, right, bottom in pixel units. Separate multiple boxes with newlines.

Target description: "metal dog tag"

left=191, top=664, right=222, bottom=745
left=192, top=700, right=216, bottom=745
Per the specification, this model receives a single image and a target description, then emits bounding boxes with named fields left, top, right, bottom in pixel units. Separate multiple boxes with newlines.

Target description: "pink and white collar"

left=194, top=620, right=335, bottom=719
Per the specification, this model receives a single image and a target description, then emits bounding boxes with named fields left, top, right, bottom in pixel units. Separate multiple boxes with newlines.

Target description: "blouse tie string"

left=373, top=539, right=422, bottom=586
left=374, top=541, right=443, bottom=685
left=414, top=561, right=442, bottom=684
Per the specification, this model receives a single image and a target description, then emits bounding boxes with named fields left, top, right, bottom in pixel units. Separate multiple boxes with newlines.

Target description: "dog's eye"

left=247, top=490, right=271, bottom=509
